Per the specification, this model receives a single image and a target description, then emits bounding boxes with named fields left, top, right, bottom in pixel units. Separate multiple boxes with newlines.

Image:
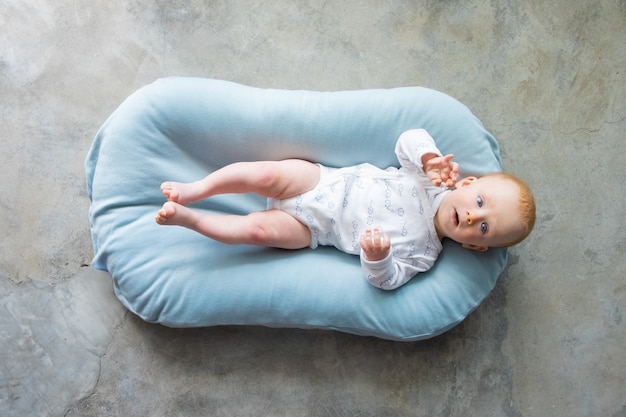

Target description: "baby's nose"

left=466, top=210, right=476, bottom=225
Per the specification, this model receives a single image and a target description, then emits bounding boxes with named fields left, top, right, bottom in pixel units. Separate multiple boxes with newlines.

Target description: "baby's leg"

left=161, top=160, right=320, bottom=205
left=156, top=202, right=311, bottom=249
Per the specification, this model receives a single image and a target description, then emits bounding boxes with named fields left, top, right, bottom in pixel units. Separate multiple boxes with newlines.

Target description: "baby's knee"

left=245, top=212, right=275, bottom=246
left=254, top=161, right=283, bottom=192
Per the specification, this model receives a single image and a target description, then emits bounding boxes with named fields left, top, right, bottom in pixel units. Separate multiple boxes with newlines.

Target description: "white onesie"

left=270, top=129, right=449, bottom=290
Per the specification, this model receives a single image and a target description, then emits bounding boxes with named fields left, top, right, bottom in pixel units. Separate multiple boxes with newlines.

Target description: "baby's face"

left=436, top=176, right=525, bottom=251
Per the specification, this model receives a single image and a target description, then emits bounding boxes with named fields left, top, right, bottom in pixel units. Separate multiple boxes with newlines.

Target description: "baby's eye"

left=477, top=196, right=483, bottom=207
left=480, top=222, right=488, bottom=234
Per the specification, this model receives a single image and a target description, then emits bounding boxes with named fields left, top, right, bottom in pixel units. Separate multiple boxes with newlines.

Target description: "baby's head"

left=435, top=172, right=536, bottom=251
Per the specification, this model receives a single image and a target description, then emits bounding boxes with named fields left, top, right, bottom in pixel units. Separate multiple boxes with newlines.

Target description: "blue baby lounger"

left=85, top=77, right=507, bottom=341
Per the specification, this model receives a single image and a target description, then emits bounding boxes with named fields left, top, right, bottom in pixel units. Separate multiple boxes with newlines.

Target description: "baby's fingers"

left=360, top=228, right=391, bottom=261
left=448, top=161, right=460, bottom=185
left=442, top=154, right=455, bottom=164
left=360, top=229, right=375, bottom=248
left=364, top=228, right=384, bottom=244
left=439, top=155, right=459, bottom=187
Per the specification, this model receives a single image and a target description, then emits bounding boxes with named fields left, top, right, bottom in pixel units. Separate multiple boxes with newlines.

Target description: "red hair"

left=480, top=172, right=536, bottom=247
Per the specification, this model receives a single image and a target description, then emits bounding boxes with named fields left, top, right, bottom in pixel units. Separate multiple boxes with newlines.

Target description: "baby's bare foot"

left=155, top=201, right=201, bottom=229
left=155, top=201, right=178, bottom=225
left=160, top=181, right=207, bottom=204
left=160, top=182, right=183, bottom=203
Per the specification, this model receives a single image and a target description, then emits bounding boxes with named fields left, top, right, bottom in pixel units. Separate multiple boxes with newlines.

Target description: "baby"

left=156, top=129, right=535, bottom=290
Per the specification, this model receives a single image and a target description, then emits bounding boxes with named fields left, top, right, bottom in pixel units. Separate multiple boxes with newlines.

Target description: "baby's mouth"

left=453, top=209, right=459, bottom=227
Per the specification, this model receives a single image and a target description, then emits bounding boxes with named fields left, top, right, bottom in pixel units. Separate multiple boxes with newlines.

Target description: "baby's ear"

left=462, top=243, right=488, bottom=252
left=456, top=176, right=478, bottom=188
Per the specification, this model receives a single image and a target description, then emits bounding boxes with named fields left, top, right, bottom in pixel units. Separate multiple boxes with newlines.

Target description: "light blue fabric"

left=86, top=77, right=507, bottom=341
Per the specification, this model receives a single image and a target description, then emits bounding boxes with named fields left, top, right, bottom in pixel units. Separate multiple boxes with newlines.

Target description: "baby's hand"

left=423, top=153, right=460, bottom=188
left=360, top=228, right=391, bottom=261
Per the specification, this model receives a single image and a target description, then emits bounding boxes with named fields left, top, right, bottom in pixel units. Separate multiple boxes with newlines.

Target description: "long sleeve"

left=394, top=129, right=442, bottom=174
left=359, top=129, right=445, bottom=290
left=360, top=249, right=434, bottom=290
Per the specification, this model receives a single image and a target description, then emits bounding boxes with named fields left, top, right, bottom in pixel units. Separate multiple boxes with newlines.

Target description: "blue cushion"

left=86, top=77, right=507, bottom=341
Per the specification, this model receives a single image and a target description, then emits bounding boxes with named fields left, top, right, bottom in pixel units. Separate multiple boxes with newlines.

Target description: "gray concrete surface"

left=1, top=1, right=624, bottom=416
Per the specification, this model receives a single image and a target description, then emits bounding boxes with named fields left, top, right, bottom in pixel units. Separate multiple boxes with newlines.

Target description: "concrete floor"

left=1, top=1, right=624, bottom=416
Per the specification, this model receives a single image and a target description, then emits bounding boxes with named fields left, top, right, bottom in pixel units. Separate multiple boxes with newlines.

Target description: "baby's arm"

left=359, top=227, right=427, bottom=290
left=359, top=228, right=396, bottom=288
left=395, top=129, right=459, bottom=188
left=423, top=154, right=459, bottom=188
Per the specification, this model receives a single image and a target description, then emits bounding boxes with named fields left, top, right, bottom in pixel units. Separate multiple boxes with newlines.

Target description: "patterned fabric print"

left=274, top=163, right=443, bottom=263
left=272, top=129, right=449, bottom=290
